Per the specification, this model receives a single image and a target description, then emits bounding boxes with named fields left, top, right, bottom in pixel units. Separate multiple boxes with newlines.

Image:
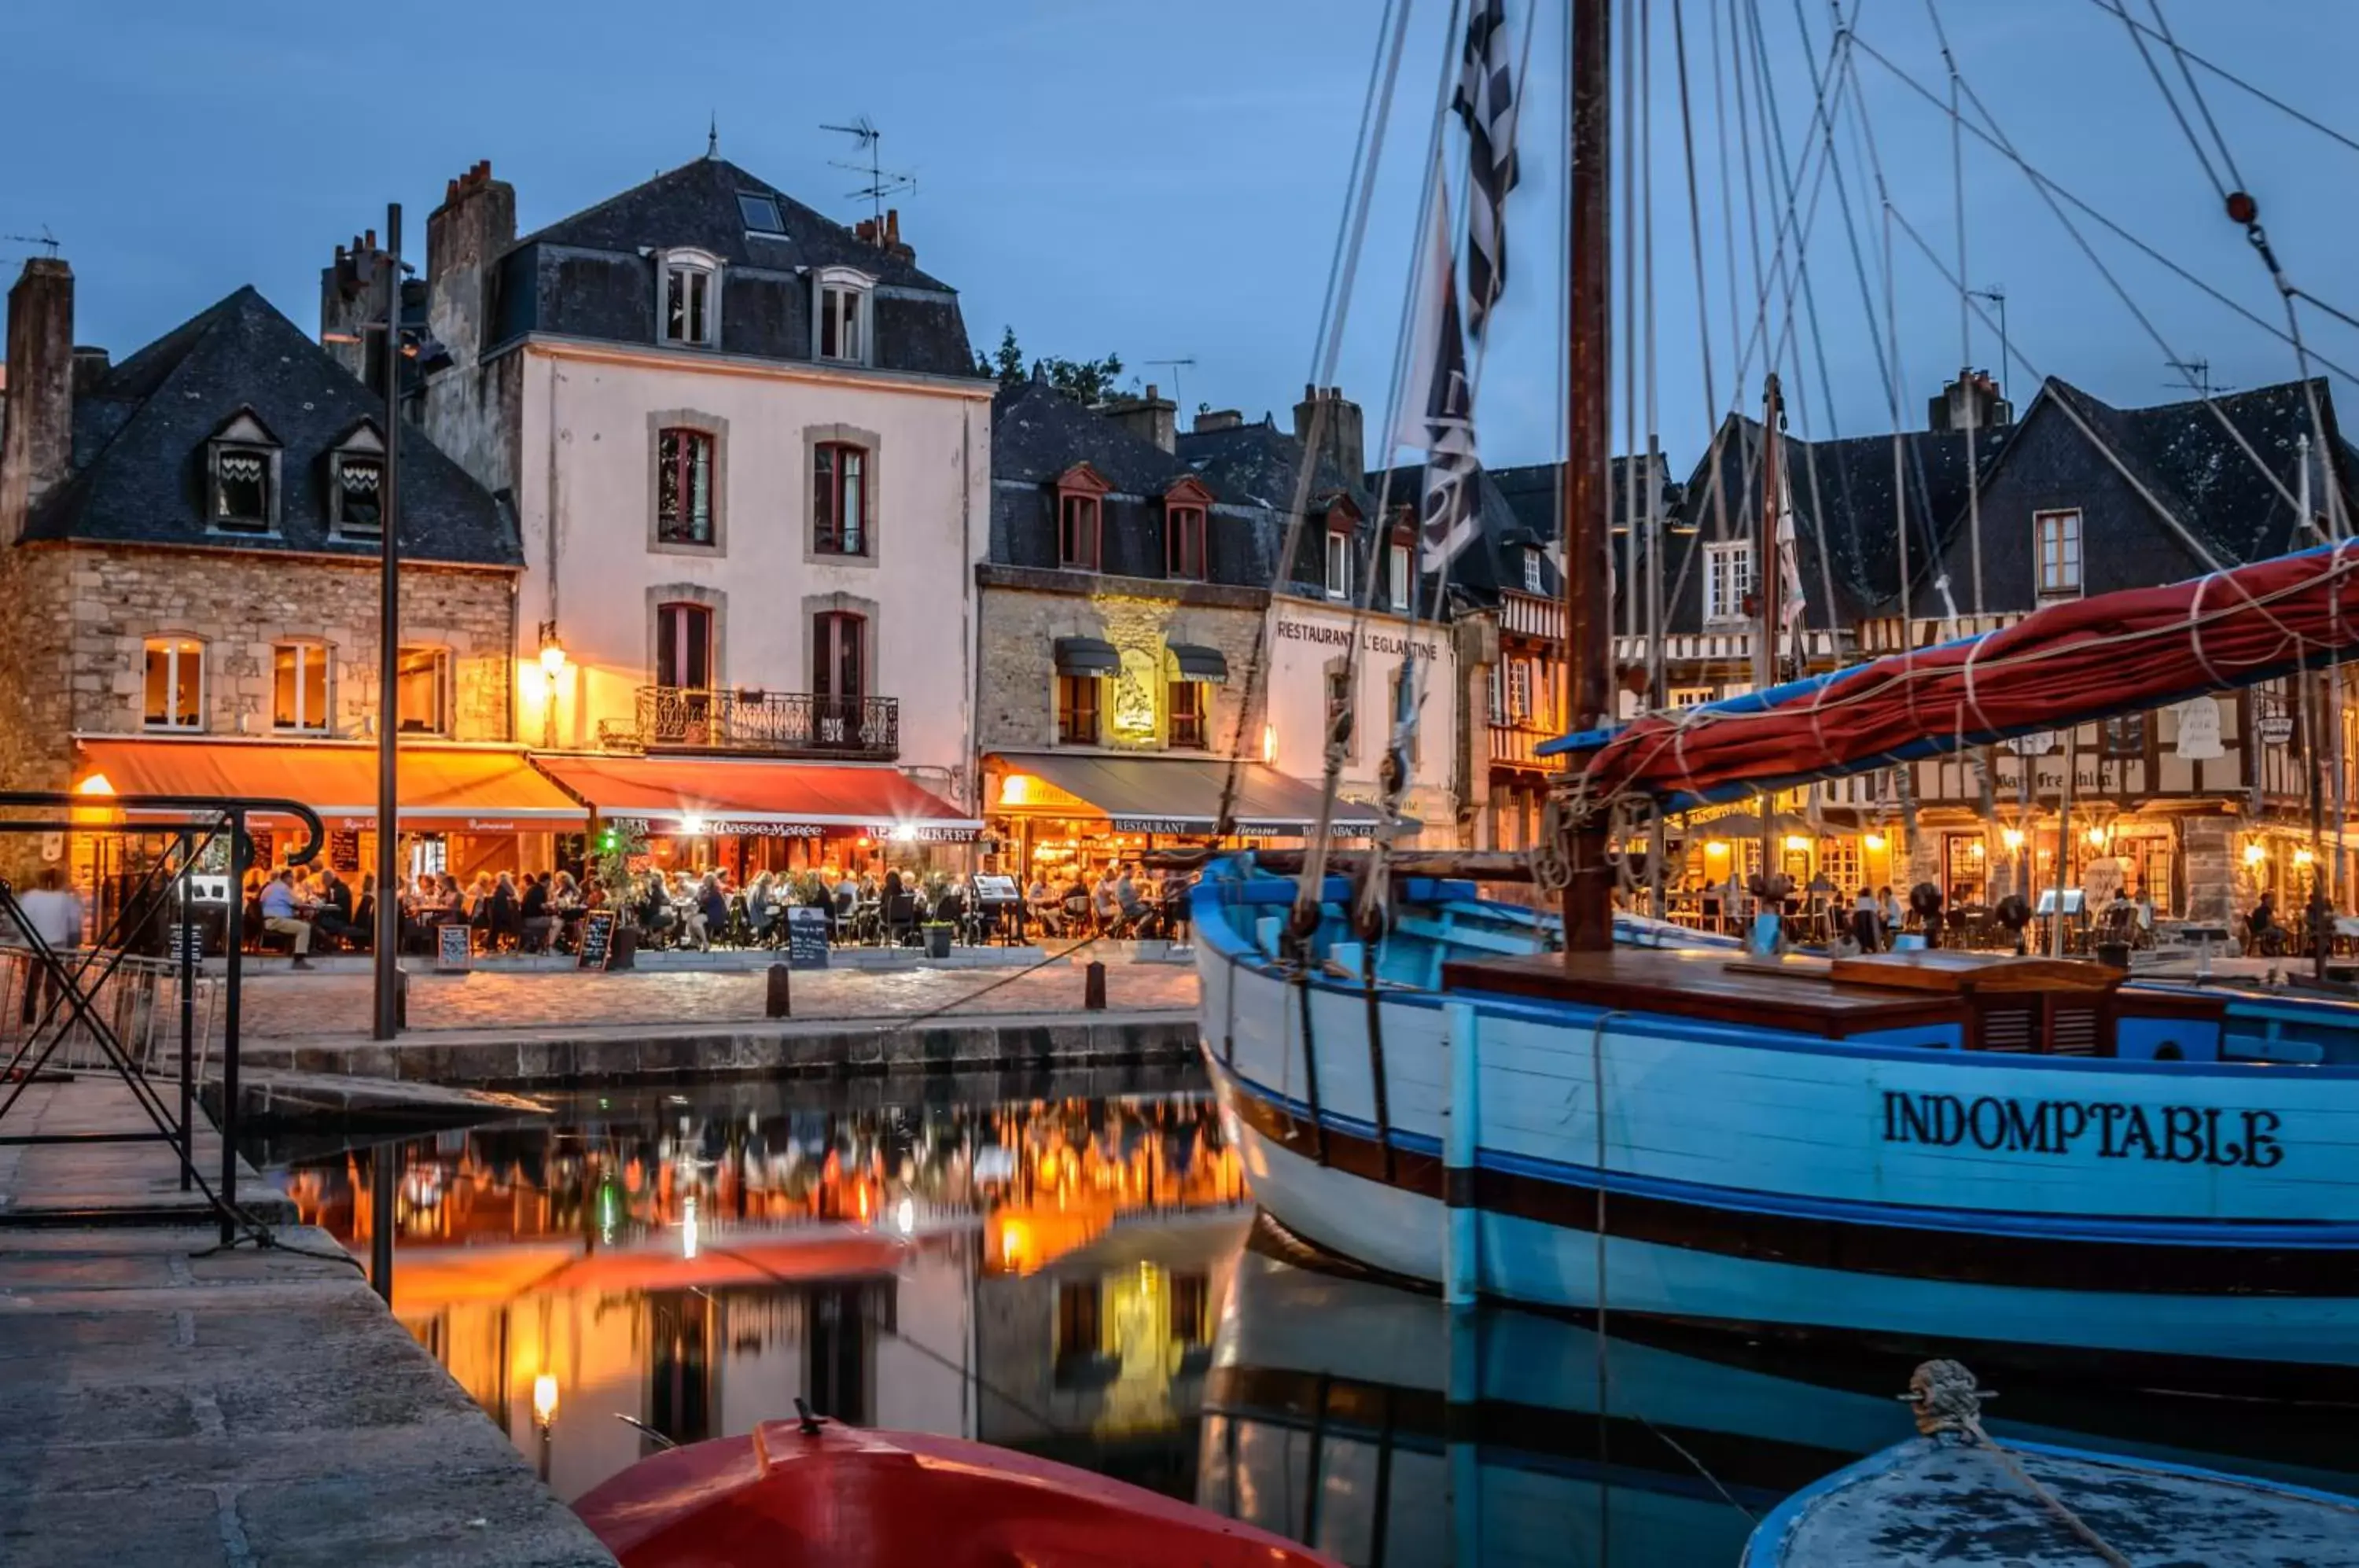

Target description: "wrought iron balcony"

left=631, top=686, right=900, bottom=760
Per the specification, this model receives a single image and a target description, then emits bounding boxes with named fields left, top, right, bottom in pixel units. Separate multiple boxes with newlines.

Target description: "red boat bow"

left=1555, top=540, right=2359, bottom=807
left=574, top=1417, right=1338, bottom=1568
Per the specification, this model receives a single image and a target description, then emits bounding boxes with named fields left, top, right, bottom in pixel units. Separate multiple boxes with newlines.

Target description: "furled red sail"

left=1545, top=540, right=2359, bottom=808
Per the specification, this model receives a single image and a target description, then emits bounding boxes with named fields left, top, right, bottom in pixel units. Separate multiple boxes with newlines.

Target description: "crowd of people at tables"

left=241, top=858, right=1198, bottom=959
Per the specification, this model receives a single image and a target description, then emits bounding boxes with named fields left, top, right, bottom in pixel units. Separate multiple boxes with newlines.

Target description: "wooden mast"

left=1757, top=374, right=1783, bottom=897
left=1562, top=0, right=1616, bottom=955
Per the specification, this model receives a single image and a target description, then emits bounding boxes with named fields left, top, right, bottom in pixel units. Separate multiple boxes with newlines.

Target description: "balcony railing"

left=631, top=686, right=900, bottom=760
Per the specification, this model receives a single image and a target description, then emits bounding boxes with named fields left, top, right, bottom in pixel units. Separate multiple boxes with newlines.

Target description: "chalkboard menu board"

left=576, top=910, right=618, bottom=971
left=786, top=905, right=830, bottom=969
left=435, top=923, right=472, bottom=973
left=329, top=830, right=362, bottom=873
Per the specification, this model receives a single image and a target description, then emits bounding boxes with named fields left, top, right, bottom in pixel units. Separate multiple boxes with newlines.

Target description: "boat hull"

left=1194, top=866, right=2359, bottom=1370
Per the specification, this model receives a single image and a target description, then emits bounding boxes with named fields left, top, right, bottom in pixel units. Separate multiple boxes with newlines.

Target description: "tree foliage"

left=974, top=326, right=1127, bottom=405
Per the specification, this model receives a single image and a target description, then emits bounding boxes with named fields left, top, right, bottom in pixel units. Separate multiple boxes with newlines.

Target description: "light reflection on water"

left=267, top=1066, right=1249, bottom=1503
left=263, top=1068, right=2359, bottom=1566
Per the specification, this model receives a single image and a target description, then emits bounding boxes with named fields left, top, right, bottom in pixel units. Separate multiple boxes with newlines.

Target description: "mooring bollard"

left=766, top=963, right=792, bottom=1019
left=393, top=966, right=407, bottom=1032
left=1084, top=960, right=1107, bottom=1011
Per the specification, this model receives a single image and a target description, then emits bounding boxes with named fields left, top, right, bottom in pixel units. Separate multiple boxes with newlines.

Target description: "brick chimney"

left=425, top=159, right=516, bottom=380
left=1193, top=408, right=1244, bottom=434
left=1293, top=385, right=1365, bottom=486
left=71, top=346, right=110, bottom=398
left=1101, top=383, right=1177, bottom=454
left=320, top=225, right=393, bottom=384
left=1, top=257, right=74, bottom=540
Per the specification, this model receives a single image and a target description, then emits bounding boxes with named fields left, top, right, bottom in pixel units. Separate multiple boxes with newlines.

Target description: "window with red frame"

left=657, top=428, right=716, bottom=545
left=1167, top=504, right=1205, bottom=580
left=812, top=443, right=868, bottom=555
left=1167, top=680, right=1206, bottom=748
left=1059, top=492, right=1101, bottom=570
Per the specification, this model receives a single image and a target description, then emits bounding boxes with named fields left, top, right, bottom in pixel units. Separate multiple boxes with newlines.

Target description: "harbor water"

left=251, top=1065, right=2359, bottom=1566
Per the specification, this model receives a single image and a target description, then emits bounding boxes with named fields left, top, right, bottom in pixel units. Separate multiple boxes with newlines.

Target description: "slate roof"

left=518, top=155, right=953, bottom=292
left=1681, top=416, right=2009, bottom=624
left=25, top=287, right=519, bottom=568
left=2038, top=376, right=2357, bottom=567
left=992, top=378, right=1200, bottom=495
left=1177, top=418, right=1371, bottom=515
left=1366, top=460, right=1548, bottom=607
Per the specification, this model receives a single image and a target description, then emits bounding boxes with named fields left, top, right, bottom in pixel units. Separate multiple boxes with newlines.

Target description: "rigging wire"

left=2089, top=0, right=2359, bottom=161
left=1216, top=0, right=1411, bottom=860
left=1922, top=0, right=1986, bottom=620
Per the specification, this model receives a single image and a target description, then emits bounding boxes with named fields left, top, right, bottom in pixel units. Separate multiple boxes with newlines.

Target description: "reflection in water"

left=1197, top=1221, right=2359, bottom=1567
left=270, top=1077, right=2359, bottom=1553
left=271, top=1068, right=1247, bottom=1501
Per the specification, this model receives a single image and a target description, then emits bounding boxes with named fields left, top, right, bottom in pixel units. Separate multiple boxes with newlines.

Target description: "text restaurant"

left=981, top=751, right=1382, bottom=884
left=529, top=753, right=981, bottom=878
left=72, top=736, right=587, bottom=887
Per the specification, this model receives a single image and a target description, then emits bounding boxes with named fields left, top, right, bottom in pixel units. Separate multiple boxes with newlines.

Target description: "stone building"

left=365, top=153, right=990, bottom=871
left=1179, top=389, right=1457, bottom=845
left=977, top=377, right=1374, bottom=880
left=0, top=256, right=550, bottom=885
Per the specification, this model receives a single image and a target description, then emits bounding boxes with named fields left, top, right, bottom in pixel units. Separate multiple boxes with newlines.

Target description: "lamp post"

left=373, top=204, right=403, bottom=1042
left=538, top=632, right=568, bottom=750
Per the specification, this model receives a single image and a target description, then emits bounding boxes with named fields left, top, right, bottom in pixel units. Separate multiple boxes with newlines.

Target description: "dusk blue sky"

left=8, top=0, right=2359, bottom=472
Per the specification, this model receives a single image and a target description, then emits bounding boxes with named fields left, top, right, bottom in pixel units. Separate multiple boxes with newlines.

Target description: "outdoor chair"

left=885, top=892, right=918, bottom=948
left=933, top=890, right=967, bottom=944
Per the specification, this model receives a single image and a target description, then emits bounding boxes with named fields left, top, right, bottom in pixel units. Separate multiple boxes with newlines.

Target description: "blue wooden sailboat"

left=1196, top=0, right=2359, bottom=1386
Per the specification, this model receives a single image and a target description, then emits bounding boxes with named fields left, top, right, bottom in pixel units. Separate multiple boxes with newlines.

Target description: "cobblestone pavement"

left=232, top=953, right=1198, bottom=1037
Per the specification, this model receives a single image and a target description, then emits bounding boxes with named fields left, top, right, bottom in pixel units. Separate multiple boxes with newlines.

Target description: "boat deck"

left=1442, top=948, right=1961, bottom=1036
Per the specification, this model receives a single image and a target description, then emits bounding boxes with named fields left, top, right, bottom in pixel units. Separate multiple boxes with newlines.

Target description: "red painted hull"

left=574, top=1419, right=1336, bottom=1567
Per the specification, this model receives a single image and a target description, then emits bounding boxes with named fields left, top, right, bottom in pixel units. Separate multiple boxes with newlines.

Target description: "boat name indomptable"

left=1881, top=1091, right=2284, bottom=1169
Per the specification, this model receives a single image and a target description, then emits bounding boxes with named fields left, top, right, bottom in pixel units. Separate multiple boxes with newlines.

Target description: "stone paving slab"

left=0, top=1078, right=296, bottom=1228
left=228, top=951, right=1197, bottom=1038
left=231, top=1007, right=1202, bottom=1089
left=0, top=1227, right=615, bottom=1567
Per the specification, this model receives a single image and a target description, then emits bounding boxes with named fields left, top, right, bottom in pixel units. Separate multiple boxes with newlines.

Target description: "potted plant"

left=921, top=918, right=954, bottom=959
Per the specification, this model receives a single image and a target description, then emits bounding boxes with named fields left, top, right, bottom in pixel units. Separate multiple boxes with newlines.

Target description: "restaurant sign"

left=607, top=815, right=825, bottom=839
left=867, top=824, right=981, bottom=843
left=1275, top=619, right=1443, bottom=664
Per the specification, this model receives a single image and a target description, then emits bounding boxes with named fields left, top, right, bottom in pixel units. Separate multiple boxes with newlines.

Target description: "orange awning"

left=75, top=738, right=587, bottom=830
left=533, top=754, right=982, bottom=841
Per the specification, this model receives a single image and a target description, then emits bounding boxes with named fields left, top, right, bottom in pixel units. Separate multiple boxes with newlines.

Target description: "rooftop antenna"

left=1964, top=285, right=2007, bottom=399
left=2164, top=357, right=2225, bottom=397
left=1143, top=357, right=1197, bottom=410
left=3, top=226, right=60, bottom=258
left=821, top=116, right=916, bottom=226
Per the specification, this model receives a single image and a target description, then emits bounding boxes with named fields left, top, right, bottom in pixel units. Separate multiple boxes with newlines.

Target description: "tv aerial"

left=1143, top=357, right=1198, bottom=410
left=2, top=225, right=59, bottom=258
left=821, top=116, right=916, bottom=226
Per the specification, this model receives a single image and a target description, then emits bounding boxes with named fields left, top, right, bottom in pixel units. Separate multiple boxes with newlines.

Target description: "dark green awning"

left=1053, top=637, right=1120, bottom=677
left=1169, top=644, right=1229, bottom=683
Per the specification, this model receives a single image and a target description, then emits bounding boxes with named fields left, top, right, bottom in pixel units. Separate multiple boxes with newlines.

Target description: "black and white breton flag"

left=1454, top=0, right=1521, bottom=340
left=1397, top=156, right=1482, bottom=572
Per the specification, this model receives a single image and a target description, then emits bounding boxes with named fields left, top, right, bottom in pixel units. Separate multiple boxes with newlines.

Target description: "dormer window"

left=659, top=249, right=721, bottom=347
left=1391, top=542, right=1413, bottom=610
left=1326, top=528, right=1352, bottom=601
left=1523, top=547, right=1544, bottom=594
left=329, top=421, right=385, bottom=536
left=814, top=267, right=874, bottom=365
left=1164, top=477, right=1213, bottom=580
left=206, top=410, right=281, bottom=534
left=1055, top=463, right=1109, bottom=572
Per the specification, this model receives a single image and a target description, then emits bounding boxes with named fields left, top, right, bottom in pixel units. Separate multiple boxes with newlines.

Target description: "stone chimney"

left=1927, top=368, right=2012, bottom=432
left=1293, top=385, right=1366, bottom=487
left=1194, top=408, right=1244, bottom=434
left=1, top=257, right=74, bottom=539
left=1101, top=384, right=1177, bottom=454
left=71, top=346, right=109, bottom=398
left=320, top=225, right=393, bottom=385
left=425, top=159, right=516, bottom=381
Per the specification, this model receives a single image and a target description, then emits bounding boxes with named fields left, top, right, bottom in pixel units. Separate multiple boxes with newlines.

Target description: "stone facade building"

left=0, top=256, right=528, bottom=883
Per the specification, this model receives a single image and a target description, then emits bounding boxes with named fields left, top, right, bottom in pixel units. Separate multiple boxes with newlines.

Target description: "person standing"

left=13, top=868, right=83, bottom=1025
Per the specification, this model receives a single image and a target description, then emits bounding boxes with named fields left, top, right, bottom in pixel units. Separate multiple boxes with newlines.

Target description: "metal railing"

left=0, top=950, right=216, bottom=1077
left=632, top=686, right=900, bottom=759
left=1488, top=724, right=1563, bottom=769
left=0, top=790, right=321, bottom=1244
